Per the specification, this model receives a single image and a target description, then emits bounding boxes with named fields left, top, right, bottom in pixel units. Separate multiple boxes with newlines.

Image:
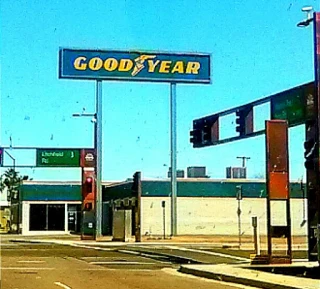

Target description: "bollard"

left=252, top=216, right=261, bottom=255
left=162, top=201, right=166, bottom=239
left=236, top=186, right=242, bottom=247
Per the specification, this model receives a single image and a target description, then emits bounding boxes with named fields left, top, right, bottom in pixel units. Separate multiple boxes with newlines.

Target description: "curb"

left=179, top=265, right=320, bottom=289
left=9, top=239, right=53, bottom=244
left=179, top=266, right=290, bottom=289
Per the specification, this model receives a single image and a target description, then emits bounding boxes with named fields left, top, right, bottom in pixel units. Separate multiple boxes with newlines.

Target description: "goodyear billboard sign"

left=59, top=48, right=211, bottom=83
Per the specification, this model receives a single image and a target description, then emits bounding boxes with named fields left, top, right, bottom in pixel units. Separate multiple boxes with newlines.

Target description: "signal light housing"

left=83, top=201, right=93, bottom=211
left=0, top=148, right=3, bottom=167
left=82, top=170, right=95, bottom=212
left=190, top=129, right=202, bottom=147
left=235, top=105, right=253, bottom=136
left=84, top=177, right=93, bottom=194
left=235, top=110, right=246, bottom=135
left=304, top=139, right=317, bottom=170
left=132, top=172, right=141, bottom=196
left=202, top=124, right=212, bottom=143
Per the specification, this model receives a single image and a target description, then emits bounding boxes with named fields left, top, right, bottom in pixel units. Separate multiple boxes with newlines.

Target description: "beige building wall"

left=141, top=197, right=308, bottom=237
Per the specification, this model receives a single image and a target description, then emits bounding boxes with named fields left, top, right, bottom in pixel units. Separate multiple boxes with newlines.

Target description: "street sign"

left=36, top=149, right=80, bottom=167
left=59, top=48, right=211, bottom=84
left=80, top=149, right=96, bottom=168
left=271, top=82, right=313, bottom=126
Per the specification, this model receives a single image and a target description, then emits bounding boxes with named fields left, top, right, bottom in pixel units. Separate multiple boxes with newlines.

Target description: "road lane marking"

left=165, top=246, right=250, bottom=262
left=118, top=249, right=140, bottom=255
left=78, top=267, right=117, bottom=271
left=89, top=261, right=156, bottom=265
left=1, top=267, right=55, bottom=270
left=117, top=249, right=172, bottom=264
left=70, top=244, right=111, bottom=251
left=54, top=282, right=72, bottom=289
left=17, top=260, right=46, bottom=263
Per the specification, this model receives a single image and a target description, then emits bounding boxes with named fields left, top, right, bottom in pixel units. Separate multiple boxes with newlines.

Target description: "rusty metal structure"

left=265, top=120, right=292, bottom=263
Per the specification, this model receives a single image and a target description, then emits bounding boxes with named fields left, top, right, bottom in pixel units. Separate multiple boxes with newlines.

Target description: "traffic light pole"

left=95, top=80, right=103, bottom=239
left=170, top=83, right=177, bottom=236
left=313, top=12, right=320, bottom=263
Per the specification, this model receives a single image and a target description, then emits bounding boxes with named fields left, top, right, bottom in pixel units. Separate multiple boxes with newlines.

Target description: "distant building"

left=187, top=166, right=207, bottom=178
left=167, top=168, right=185, bottom=178
left=226, top=167, right=247, bottom=179
left=17, top=178, right=306, bottom=237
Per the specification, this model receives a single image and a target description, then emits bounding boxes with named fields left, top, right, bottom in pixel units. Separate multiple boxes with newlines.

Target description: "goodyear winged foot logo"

left=132, top=55, right=156, bottom=76
left=73, top=54, right=201, bottom=76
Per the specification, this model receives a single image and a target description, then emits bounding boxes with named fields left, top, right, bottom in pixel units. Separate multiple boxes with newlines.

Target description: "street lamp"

left=297, top=6, right=314, bottom=27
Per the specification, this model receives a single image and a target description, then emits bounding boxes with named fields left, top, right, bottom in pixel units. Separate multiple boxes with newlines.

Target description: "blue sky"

left=0, top=0, right=317, bottom=181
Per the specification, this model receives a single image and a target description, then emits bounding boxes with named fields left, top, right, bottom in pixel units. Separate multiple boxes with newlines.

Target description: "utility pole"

left=237, top=156, right=250, bottom=168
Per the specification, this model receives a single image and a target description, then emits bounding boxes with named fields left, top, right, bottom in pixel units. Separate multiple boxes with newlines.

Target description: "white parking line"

left=164, top=246, right=250, bottom=262
left=70, top=244, right=112, bottom=251
left=1, top=267, right=55, bottom=270
left=89, top=261, right=156, bottom=265
left=54, top=281, right=72, bottom=289
left=17, top=260, right=46, bottom=263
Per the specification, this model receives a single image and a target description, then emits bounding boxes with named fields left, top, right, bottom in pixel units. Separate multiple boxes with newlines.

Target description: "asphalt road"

left=1, top=241, right=259, bottom=289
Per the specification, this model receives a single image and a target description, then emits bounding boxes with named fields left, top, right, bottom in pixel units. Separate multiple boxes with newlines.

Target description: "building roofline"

left=21, top=178, right=303, bottom=186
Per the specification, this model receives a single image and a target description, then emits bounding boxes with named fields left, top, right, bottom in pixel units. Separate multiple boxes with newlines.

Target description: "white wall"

left=141, top=197, right=308, bottom=237
left=21, top=201, right=80, bottom=235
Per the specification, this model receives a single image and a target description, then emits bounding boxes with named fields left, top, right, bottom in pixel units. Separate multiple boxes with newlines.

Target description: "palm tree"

left=1, top=168, right=23, bottom=233
left=2, top=168, right=23, bottom=200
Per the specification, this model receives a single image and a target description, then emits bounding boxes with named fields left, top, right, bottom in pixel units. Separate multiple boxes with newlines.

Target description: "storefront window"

left=29, top=204, right=65, bottom=231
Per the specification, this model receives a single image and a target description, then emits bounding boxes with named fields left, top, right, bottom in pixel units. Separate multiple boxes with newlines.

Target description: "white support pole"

left=170, top=83, right=177, bottom=236
left=95, top=80, right=103, bottom=239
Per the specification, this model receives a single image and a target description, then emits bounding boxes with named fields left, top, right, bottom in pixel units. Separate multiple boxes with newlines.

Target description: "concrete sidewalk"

left=1, top=233, right=308, bottom=247
left=180, top=263, right=320, bottom=289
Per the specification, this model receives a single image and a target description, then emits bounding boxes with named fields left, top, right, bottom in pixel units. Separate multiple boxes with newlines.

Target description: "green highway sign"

left=271, top=82, right=313, bottom=126
left=36, top=149, right=80, bottom=167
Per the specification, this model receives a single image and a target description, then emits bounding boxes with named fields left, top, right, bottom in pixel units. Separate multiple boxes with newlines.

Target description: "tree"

left=0, top=168, right=24, bottom=233
left=1, top=168, right=23, bottom=201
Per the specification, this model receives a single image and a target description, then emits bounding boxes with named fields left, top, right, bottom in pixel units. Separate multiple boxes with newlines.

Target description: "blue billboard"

left=59, top=48, right=211, bottom=84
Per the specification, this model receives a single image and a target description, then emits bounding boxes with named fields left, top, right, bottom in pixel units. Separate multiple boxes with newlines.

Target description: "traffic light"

left=304, top=138, right=317, bottom=170
left=202, top=124, right=212, bottom=143
left=82, top=170, right=95, bottom=211
left=84, top=176, right=93, bottom=194
left=0, top=148, right=3, bottom=167
left=235, top=110, right=246, bottom=136
left=83, top=201, right=93, bottom=211
left=132, top=171, right=141, bottom=196
left=235, top=106, right=253, bottom=136
left=190, top=129, right=202, bottom=147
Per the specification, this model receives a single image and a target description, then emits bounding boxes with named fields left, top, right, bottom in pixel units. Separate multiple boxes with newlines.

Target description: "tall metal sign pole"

left=95, top=80, right=103, bottom=238
left=170, top=83, right=177, bottom=236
